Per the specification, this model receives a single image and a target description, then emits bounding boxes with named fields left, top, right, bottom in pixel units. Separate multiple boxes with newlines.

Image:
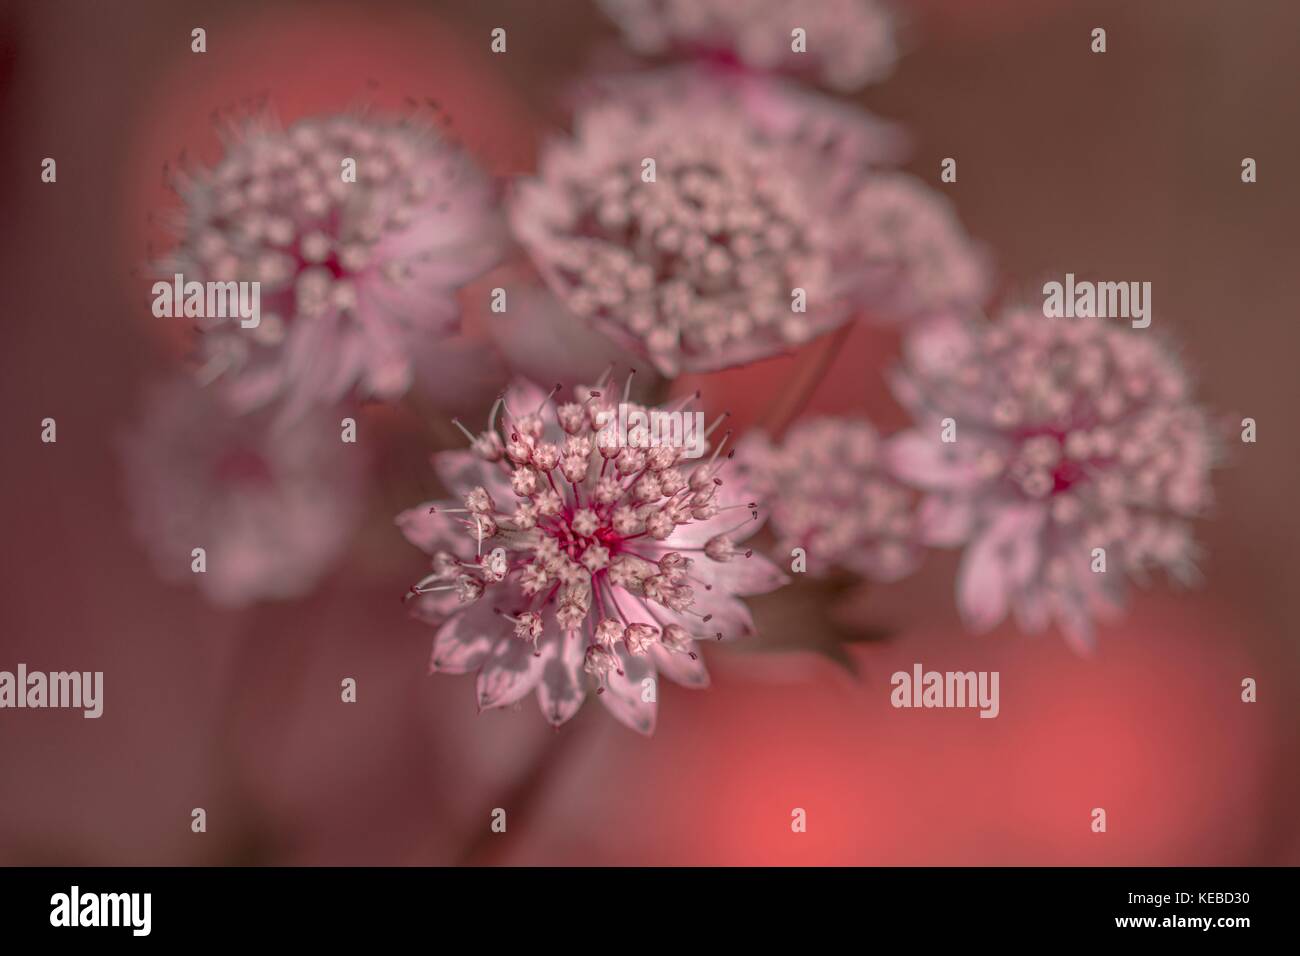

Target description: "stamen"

left=702, top=429, right=733, bottom=470
left=500, top=392, right=519, bottom=425
left=405, top=582, right=457, bottom=600
left=604, top=584, right=633, bottom=626
left=486, top=395, right=504, bottom=433
left=670, top=389, right=701, bottom=413
left=538, top=383, right=562, bottom=414
left=716, top=513, right=761, bottom=537
left=412, top=570, right=446, bottom=590
left=451, top=418, right=477, bottom=444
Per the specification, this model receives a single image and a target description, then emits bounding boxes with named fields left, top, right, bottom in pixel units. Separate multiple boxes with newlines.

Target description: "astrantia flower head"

left=846, top=172, right=992, bottom=322
left=738, top=417, right=922, bottom=581
left=121, top=377, right=366, bottom=607
left=396, top=375, right=788, bottom=733
left=510, top=68, right=905, bottom=376
left=166, top=112, right=501, bottom=421
left=597, top=0, right=898, bottom=92
left=887, top=311, right=1220, bottom=651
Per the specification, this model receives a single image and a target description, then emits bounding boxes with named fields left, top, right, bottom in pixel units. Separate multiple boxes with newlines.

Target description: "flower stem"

left=761, top=321, right=855, bottom=439
left=451, top=709, right=595, bottom=866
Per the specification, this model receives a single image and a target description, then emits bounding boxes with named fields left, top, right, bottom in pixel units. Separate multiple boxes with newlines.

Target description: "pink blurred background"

left=1, top=0, right=1297, bottom=865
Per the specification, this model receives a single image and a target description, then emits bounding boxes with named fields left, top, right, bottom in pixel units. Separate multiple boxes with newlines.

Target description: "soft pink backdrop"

left=1, top=0, right=1297, bottom=865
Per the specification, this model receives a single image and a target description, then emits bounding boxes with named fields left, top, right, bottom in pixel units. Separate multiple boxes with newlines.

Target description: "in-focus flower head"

left=396, top=374, right=788, bottom=733
left=510, top=67, right=906, bottom=376
left=597, top=0, right=898, bottom=92
left=846, top=171, right=993, bottom=322
left=165, top=111, right=502, bottom=422
left=121, top=376, right=366, bottom=607
left=738, top=416, right=922, bottom=581
left=887, top=310, right=1221, bottom=651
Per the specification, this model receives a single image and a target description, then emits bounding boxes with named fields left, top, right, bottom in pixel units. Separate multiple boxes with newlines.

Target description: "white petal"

left=475, top=635, right=546, bottom=709
left=429, top=602, right=503, bottom=674
left=597, top=647, right=657, bottom=735
left=650, top=643, right=709, bottom=689
left=535, top=630, right=587, bottom=726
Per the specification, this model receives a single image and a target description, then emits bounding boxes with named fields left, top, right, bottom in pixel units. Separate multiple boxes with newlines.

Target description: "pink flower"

left=509, top=68, right=904, bottom=376
left=396, top=378, right=788, bottom=734
left=121, top=377, right=366, bottom=607
left=886, top=311, right=1220, bottom=651
left=165, top=113, right=502, bottom=422
left=597, top=0, right=898, bottom=92
left=737, top=417, right=922, bottom=581
left=845, top=172, right=992, bottom=322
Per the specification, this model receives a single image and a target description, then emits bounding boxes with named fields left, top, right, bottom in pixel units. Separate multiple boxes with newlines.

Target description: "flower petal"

left=653, top=589, right=756, bottom=643
left=432, top=450, right=514, bottom=505
left=956, top=503, right=1045, bottom=633
left=429, top=603, right=503, bottom=674
left=597, top=647, right=657, bottom=735
left=1050, top=589, right=1096, bottom=656
left=410, top=588, right=464, bottom=626
left=475, top=636, right=546, bottom=710
left=957, top=543, right=1007, bottom=634
left=700, top=550, right=789, bottom=596
left=535, top=630, right=587, bottom=727
left=1011, top=585, right=1051, bottom=634
left=916, top=493, right=976, bottom=547
left=396, top=499, right=460, bottom=554
left=885, top=430, right=988, bottom=491
left=650, top=643, right=709, bottom=689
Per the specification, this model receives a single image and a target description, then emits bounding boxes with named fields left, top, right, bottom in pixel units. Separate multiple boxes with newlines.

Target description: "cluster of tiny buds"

left=182, top=117, right=451, bottom=342
left=408, top=376, right=761, bottom=693
left=507, top=76, right=881, bottom=375
left=921, top=313, right=1214, bottom=523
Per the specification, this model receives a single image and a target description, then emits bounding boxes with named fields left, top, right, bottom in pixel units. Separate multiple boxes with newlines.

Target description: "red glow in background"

left=1, top=0, right=1298, bottom=866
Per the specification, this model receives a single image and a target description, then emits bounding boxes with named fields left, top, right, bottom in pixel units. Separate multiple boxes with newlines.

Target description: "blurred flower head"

left=887, top=311, right=1220, bottom=650
left=597, top=0, right=898, bottom=92
left=396, top=377, right=788, bottom=734
left=165, top=112, right=502, bottom=422
left=738, top=416, right=922, bottom=581
left=121, top=377, right=367, bottom=607
left=846, top=171, right=992, bottom=322
left=510, top=68, right=904, bottom=376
